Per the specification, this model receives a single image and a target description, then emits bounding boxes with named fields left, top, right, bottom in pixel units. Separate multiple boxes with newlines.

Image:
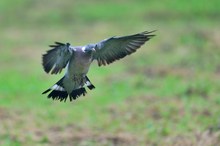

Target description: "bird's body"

left=67, top=46, right=93, bottom=75
left=63, top=46, right=94, bottom=95
left=42, top=31, right=155, bottom=102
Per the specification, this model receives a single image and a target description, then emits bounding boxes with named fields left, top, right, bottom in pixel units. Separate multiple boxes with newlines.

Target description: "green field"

left=0, top=0, right=220, bottom=145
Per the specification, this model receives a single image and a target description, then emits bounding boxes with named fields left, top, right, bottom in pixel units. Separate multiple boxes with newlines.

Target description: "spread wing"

left=93, top=31, right=155, bottom=66
left=42, top=42, right=73, bottom=74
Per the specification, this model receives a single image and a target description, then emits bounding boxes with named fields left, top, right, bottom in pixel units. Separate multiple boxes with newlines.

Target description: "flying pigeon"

left=42, top=31, right=155, bottom=102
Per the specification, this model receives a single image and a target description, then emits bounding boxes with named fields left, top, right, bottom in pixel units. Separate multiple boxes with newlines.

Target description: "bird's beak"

left=92, top=48, right=96, bottom=52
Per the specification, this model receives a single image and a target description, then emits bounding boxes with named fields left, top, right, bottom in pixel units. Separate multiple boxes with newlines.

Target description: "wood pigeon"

left=42, top=31, right=155, bottom=102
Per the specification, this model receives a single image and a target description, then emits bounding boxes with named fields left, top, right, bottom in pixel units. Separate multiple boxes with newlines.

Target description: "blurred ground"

left=0, top=0, right=220, bottom=146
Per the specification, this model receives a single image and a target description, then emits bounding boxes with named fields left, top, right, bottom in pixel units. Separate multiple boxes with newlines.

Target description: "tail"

left=42, top=76, right=95, bottom=102
left=42, top=77, right=87, bottom=102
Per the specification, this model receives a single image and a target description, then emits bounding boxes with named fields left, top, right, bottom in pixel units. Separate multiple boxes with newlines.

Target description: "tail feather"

left=42, top=76, right=95, bottom=102
left=69, top=88, right=87, bottom=101
left=48, top=90, right=68, bottom=102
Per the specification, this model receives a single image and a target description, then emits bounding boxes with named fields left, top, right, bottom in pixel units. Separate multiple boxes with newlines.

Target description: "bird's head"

left=82, top=44, right=96, bottom=53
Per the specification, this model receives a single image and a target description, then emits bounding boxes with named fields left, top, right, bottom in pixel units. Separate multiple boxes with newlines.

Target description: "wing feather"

left=42, top=42, right=73, bottom=74
left=93, top=31, right=155, bottom=66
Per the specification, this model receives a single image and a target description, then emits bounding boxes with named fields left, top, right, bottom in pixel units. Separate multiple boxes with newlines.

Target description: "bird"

left=42, top=30, right=155, bottom=102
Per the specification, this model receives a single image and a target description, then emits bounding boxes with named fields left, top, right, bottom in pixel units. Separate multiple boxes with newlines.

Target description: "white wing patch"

left=85, top=81, right=92, bottom=86
left=82, top=46, right=86, bottom=52
left=51, top=84, right=65, bottom=91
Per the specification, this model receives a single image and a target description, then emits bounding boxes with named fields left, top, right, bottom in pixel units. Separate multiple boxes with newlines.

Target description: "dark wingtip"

left=66, top=43, right=71, bottom=47
left=49, top=45, right=57, bottom=48
left=49, top=42, right=71, bottom=48
left=48, top=42, right=64, bottom=48
left=55, top=42, right=65, bottom=45
left=143, top=30, right=157, bottom=34
left=42, top=54, right=53, bottom=74
left=142, top=30, right=157, bottom=37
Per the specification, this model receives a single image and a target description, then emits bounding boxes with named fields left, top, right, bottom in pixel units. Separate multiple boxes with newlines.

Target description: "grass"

left=0, top=0, right=220, bottom=145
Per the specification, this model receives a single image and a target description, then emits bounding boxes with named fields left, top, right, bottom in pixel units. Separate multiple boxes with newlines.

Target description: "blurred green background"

left=0, top=0, right=220, bottom=145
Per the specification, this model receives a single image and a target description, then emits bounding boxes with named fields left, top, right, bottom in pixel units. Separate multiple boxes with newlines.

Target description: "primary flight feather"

left=42, top=31, right=155, bottom=102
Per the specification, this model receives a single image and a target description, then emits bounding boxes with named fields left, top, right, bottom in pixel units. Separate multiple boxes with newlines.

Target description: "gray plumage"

left=42, top=31, right=155, bottom=102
